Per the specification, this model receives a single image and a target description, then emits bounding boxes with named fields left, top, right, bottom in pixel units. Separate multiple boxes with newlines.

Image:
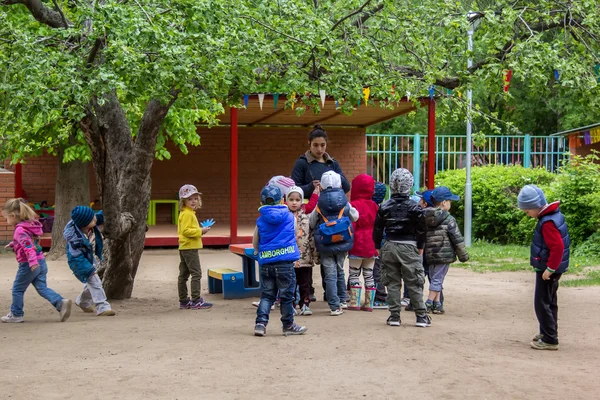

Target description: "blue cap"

left=261, top=185, right=282, bottom=205
left=71, top=206, right=96, bottom=228
left=416, top=190, right=434, bottom=207
left=431, top=186, right=460, bottom=203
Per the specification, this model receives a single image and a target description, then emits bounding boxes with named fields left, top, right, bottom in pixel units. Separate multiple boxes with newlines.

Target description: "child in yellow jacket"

left=177, top=184, right=213, bottom=310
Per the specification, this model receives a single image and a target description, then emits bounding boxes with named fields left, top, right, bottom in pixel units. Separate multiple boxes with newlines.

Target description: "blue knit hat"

left=372, top=182, right=387, bottom=204
left=95, top=211, right=104, bottom=226
left=71, top=206, right=96, bottom=228
left=261, top=185, right=282, bottom=206
left=517, top=184, right=547, bottom=210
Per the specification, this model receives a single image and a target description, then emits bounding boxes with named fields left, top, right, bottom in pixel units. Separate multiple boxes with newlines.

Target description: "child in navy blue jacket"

left=253, top=185, right=307, bottom=337
left=518, top=185, right=570, bottom=351
left=64, top=206, right=115, bottom=316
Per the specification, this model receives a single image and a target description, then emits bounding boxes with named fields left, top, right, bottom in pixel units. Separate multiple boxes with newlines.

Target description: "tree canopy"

left=1, top=0, right=599, bottom=163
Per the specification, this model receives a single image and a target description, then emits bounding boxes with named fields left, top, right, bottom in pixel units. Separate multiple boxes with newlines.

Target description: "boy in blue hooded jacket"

left=64, top=206, right=115, bottom=316
left=253, top=185, right=307, bottom=337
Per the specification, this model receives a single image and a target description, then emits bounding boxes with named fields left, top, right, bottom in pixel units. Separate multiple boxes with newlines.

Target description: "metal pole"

left=464, top=26, right=473, bottom=247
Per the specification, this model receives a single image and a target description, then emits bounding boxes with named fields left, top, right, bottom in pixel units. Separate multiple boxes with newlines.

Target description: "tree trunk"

left=80, top=91, right=178, bottom=299
left=46, top=147, right=90, bottom=260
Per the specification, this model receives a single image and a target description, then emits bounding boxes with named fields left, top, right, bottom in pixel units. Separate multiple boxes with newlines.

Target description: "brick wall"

left=0, top=169, right=15, bottom=242
left=12, top=126, right=367, bottom=229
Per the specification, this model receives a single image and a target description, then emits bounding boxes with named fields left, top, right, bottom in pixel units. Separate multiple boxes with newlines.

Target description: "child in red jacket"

left=347, top=174, right=379, bottom=311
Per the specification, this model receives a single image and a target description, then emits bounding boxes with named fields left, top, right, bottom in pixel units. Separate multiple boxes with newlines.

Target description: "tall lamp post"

left=465, top=11, right=483, bottom=248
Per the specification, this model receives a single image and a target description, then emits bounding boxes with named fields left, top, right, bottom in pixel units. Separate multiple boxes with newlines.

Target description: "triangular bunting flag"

left=243, top=94, right=249, bottom=108
left=594, top=64, right=600, bottom=83
left=258, top=93, right=265, bottom=110
left=291, top=92, right=296, bottom=110
left=319, top=90, right=326, bottom=107
left=406, top=91, right=411, bottom=101
left=357, top=98, right=361, bottom=106
left=273, top=93, right=279, bottom=109
left=429, top=85, right=435, bottom=99
left=554, top=69, right=560, bottom=83
left=363, top=87, right=370, bottom=106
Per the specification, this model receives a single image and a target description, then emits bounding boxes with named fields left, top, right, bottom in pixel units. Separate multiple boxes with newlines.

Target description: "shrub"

left=551, top=152, right=600, bottom=246
left=435, top=165, right=556, bottom=244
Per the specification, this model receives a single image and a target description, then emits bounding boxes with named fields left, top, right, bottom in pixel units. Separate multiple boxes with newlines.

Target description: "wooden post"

left=230, top=108, right=239, bottom=244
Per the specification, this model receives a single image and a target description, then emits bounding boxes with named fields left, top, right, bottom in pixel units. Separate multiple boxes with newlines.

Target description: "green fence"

left=366, top=134, right=569, bottom=191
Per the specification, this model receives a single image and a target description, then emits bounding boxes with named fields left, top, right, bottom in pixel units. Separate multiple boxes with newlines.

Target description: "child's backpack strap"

left=316, top=206, right=329, bottom=223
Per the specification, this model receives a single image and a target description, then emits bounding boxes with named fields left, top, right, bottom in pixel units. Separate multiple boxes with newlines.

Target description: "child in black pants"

left=518, top=184, right=570, bottom=351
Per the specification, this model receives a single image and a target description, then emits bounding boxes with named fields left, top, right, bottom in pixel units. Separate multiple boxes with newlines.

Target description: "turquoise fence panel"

left=366, top=134, right=568, bottom=189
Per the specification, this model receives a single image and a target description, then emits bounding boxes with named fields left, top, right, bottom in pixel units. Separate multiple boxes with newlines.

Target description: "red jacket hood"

left=538, top=201, right=560, bottom=217
left=350, top=174, right=375, bottom=201
left=16, top=220, right=44, bottom=237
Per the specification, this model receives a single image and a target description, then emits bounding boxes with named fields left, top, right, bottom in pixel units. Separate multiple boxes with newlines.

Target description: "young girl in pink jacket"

left=1, top=198, right=72, bottom=323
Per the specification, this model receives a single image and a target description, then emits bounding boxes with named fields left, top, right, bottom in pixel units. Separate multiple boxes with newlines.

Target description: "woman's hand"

left=202, top=227, right=210, bottom=235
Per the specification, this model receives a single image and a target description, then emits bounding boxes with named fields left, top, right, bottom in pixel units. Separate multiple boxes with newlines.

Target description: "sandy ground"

left=0, top=248, right=599, bottom=400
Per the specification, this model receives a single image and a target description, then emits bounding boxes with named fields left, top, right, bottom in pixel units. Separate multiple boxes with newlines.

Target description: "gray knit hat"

left=517, top=184, right=547, bottom=210
left=390, top=168, right=413, bottom=195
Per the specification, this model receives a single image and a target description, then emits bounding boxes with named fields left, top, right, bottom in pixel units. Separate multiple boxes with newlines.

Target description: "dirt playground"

left=0, top=249, right=599, bottom=400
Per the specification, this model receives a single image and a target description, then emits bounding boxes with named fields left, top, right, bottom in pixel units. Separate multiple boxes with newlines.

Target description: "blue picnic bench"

left=207, top=244, right=262, bottom=299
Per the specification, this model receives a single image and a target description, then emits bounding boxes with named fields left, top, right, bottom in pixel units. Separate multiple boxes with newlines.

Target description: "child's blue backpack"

left=315, top=206, right=353, bottom=246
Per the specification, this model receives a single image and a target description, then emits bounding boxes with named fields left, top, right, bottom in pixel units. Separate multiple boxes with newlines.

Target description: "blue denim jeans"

left=256, top=262, right=296, bottom=328
left=321, top=252, right=347, bottom=310
left=11, top=259, right=63, bottom=317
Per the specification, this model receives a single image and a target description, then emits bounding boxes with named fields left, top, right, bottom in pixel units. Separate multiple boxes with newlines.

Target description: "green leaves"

left=1, top=0, right=599, bottom=164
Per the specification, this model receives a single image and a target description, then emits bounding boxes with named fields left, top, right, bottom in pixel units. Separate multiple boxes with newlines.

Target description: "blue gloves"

left=201, top=218, right=215, bottom=228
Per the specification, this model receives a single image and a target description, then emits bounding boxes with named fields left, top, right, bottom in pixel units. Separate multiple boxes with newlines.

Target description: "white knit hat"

left=286, top=186, right=304, bottom=201
left=320, top=171, right=342, bottom=189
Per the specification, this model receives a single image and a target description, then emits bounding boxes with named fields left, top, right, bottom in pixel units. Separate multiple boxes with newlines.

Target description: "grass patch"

left=458, top=241, right=600, bottom=286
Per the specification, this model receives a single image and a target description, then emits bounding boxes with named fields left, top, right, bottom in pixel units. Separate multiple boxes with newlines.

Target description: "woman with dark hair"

left=291, top=124, right=351, bottom=302
left=291, top=124, right=350, bottom=198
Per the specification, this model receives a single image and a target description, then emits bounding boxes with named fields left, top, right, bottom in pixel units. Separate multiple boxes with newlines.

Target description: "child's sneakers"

left=1, top=312, right=24, bottom=323
left=373, top=301, right=389, bottom=309
left=309, top=294, right=317, bottom=302
left=254, top=323, right=266, bottom=337
left=98, top=310, right=116, bottom=316
left=340, top=302, right=348, bottom=309
left=282, top=323, right=308, bottom=336
left=400, top=298, right=410, bottom=307
left=425, top=300, right=434, bottom=313
left=299, top=304, right=313, bottom=315
left=190, top=298, right=212, bottom=310
left=532, top=333, right=544, bottom=341
left=530, top=339, right=559, bottom=351
left=180, top=299, right=192, bottom=309
left=432, top=302, right=445, bottom=314
left=386, top=315, right=401, bottom=326
left=416, top=314, right=432, bottom=327
left=330, top=308, right=344, bottom=316
left=76, top=301, right=96, bottom=313
left=59, top=299, right=72, bottom=322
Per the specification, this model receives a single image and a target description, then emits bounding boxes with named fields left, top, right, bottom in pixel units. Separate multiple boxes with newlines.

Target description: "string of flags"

left=239, top=63, right=599, bottom=109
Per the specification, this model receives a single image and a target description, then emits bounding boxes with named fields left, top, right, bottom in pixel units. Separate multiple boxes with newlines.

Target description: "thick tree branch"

left=135, top=89, right=180, bottom=154
left=353, top=3, right=384, bottom=27
left=2, top=0, right=71, bottom=29
left=51, top=0, right=69, bottom=28
left=86, top=37, right=103, bottom=66
left=330, top=0, right=372, bottom=32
